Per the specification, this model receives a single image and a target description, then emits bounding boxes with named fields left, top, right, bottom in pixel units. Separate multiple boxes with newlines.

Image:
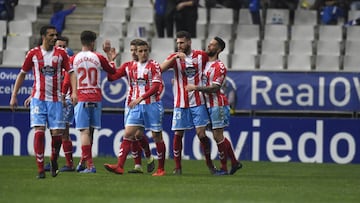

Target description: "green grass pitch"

left=0, top=156, right=359, bottom=203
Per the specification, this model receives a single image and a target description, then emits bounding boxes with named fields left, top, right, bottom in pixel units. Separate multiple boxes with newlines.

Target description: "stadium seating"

left=231, top=54, right=257, bottom=70
left=14, top=5, right=37, bottom=22
left=1, top=49, right=26, bottom=67
left=288, top=40, right=313, bottom=55
left=8, top=20, right=33, bottom=36
left=1, top=1, right=360, bottom=73
left=343, top=55, right=360, bottom=72
left=0, top=20, right=6, bottom=37
left=315, top=55, right=341, bottom=71
left=293, top=9, right=318, bottom=25
left=286, top=54, right=313, bottom=71
left=233, top=39, right=259, bottom=55
left=259, top=54, right=285, bottom=70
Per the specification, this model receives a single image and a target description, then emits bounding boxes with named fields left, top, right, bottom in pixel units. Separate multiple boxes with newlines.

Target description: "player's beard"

left=207, top=50, right=216, bottom=57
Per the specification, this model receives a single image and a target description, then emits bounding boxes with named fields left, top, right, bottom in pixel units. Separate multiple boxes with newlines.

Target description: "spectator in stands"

left=350, top=0, right=360, bottom=10
left=50, top=2, right=76, bottom=36
left=0, top=0, right=17, bottom=21
left=174, top=0, right=199, bottom=38
left=315, top=0, right=346, bottom=24
left=249, top=0, right=261, bottom=24
left=152, top=0, right=176, bottom=38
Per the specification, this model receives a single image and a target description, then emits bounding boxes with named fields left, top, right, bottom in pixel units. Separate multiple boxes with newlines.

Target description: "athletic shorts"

left=125, top=101, right=164, bottom=132
left=74, top=101, right=102, bottom=130
left=208, top=105, right=230, bottom=129
left=63, top=99, right=74, bottom=125
left=30, top=98, right=65, bottom=129
left=171, top=104, right=209, bottom=130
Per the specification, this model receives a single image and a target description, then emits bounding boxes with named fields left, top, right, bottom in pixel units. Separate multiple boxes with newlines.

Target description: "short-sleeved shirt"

left=22, top=46, right=72, bottom=102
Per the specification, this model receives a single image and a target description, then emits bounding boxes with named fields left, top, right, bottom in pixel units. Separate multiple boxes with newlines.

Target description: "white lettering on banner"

left=330, top=133, right=355, bottom=164
left=1, top=119, right=357, bottom=164
left=251, top=75, right=360, bottom=107
left=252, top=76, right=272, bottom=105
left=267, top=132, right=292, bottom=162
left=0, top=84, right=32, bottom=95
left=276, top=84, right=293, bottom=106
left=329, top=77, right=350, bottom=106
left=0, top=126, right=21, bottom=156
left=298, top=120, right=323, bottom=163
left=0, top=71, right=34, bottom=80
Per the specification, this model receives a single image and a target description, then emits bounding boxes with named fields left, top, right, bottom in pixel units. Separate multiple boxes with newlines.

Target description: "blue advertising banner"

left=2, top=67, right=360, bottom=111
left=1, top=112, right=359, bottom=164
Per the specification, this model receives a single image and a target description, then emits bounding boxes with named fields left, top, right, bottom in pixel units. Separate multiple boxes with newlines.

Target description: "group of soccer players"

left=9, top=24, right=242, bottom=179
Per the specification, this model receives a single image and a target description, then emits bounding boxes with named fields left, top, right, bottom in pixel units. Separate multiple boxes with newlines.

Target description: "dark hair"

left=136, top=39, right=148, bottom=47
left=130, top=38, right=143, bottom=46
left=176, top=30, right=192, bottom=40
left=61, top=36, right=69, bottom=43
left=80, top=30, right=97, bottom=46
left=40, top=25, right=56, bottom=36
left=214, top=36, right=225, bottom=51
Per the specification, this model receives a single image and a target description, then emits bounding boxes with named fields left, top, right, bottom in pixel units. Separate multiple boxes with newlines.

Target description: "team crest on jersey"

left=137, top=78, right=147, bottom=86
left=184, top=67, right=196, bottom=77
left=52, top=56, right=59, bottom=63
left=41, top=65, right=56, bottom=76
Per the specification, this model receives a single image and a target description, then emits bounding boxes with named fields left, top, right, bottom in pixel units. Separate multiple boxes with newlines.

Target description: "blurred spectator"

left=50, top=2, right=76, bottom=36
left=313, top=0, right=347, bottom=24
left=0, top=0, right=18, bottom=21
left=249, top=0, right=261, bottom=24
left=350, top=0, right=360, bottom=10
left=205, top=0, right=242, bottom=8
left=174, top=0, right=199, bottom=38
left=151, top=0, right=176, bottom=38
left=345, top=17, right=360, bottom=25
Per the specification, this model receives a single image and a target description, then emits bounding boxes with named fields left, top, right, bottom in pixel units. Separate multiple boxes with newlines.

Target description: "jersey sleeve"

left=61, top=49, right=72, bottom=73
left=107, top=61, right=127, bottom=81
left=212, top=61, right=227, bottom=86
left=62, top=71, right=71, bottom=95
left=150, top=60, right=162, bottom=83
left=21, top=50, right=34, bottom=73
left=97, top=53, right=116, bottom=74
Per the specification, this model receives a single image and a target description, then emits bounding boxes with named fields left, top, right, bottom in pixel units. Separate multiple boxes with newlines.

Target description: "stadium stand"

left=1, top=0, right=359, bottom=73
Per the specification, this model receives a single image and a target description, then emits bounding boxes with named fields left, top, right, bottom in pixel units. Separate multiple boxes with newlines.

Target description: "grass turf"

left=0, top=156, right=359, bottom=203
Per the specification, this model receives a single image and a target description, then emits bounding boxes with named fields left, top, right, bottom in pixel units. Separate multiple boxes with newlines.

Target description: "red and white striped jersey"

left=22, top=46, right=72, bottom=102
left=61, top=69, right=72, bottom=100
left=72, top=51, right=116, bottom=102
left=203, top=60, right=229, bottom=107
left=126, top=59, right=162, bottom=105
left=166, top=50, right=208, bottom=108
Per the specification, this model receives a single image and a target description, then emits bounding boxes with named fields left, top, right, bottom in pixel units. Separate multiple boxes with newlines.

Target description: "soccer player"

left=186, top=37, right=243, bottom=175
left=104, top=39, right=155, bottom=174
left=103, top=40, right=167, bottom=176
left=9, top=24, right=77, bottom=179
left=31, top=37, right=75, bottom=172
left=72, top=30, right=116, bottom=173
left=160, top=30, right=215, bottom=175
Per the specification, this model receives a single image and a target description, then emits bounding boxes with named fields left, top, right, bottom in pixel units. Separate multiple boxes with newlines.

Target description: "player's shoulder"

left=148, top=59, right=160, bottom=66
left=192, top=49, right=206, bottom=55
left=26, top=46, right=40, bottom=55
